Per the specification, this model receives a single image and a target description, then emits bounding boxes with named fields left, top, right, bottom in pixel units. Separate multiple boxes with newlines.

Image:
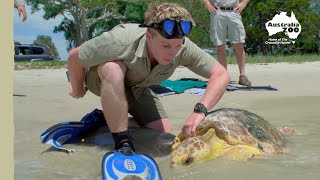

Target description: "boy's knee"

left=97, top=61, right=127, bottom=84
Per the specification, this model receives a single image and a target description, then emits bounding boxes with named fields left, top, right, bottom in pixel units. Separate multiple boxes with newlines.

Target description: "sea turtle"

left=171, top=108, right=286, bottom=167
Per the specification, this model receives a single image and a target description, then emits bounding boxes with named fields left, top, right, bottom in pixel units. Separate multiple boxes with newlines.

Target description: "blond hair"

left=144, top=2, right=195, bottom=26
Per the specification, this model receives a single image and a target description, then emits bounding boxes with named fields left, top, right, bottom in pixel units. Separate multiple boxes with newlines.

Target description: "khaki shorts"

left=85, top=66, right=167, bottom=126
left=210, top=10, right=246, bottom=46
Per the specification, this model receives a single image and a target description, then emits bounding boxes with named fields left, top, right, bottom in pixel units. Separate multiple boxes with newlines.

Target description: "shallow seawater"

left=14, top=96, right=320, bottom=180
left=158, top=96, right=320, bottom=180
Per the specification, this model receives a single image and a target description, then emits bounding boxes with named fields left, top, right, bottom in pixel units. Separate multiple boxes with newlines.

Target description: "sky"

left=13, top=5, right=69, bottom=60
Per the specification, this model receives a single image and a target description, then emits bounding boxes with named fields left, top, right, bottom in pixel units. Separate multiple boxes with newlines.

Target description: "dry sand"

left=13, top=62, right=320, bottom=179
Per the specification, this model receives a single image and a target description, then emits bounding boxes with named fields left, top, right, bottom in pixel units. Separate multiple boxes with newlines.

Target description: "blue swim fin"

left=102, top=147, right=162, bottom=180
left=40, top=109, right=106, bottom=152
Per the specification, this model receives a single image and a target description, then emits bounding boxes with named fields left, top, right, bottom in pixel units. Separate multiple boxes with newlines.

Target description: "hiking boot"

left=238, top=75, right=252, bottom=86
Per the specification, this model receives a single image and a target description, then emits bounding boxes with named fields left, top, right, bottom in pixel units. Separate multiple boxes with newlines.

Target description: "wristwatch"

left=194, top=103, right=208, bottom=116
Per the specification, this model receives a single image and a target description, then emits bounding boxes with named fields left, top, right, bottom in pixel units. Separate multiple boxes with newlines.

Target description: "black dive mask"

left=139, top=19, right=192, bottom=39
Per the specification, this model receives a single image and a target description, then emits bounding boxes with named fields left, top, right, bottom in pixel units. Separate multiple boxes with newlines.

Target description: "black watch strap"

left=194, top=103, right=208, bottom=116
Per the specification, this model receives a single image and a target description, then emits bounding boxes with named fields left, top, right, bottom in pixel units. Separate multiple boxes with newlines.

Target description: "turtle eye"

left=184, top=157, right=194, bottom=166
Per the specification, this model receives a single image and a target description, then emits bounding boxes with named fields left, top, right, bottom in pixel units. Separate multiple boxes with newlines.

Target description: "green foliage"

left=28, top=0, right=78, bottom=49
left=33, top=35, right=60, bottom=60
left=242, top=0, right=320, bottom=55
left=155, top=0, right=320, bottom=54
left=118, top=0, right=147, bottom=23
left=80, top=0, right=115, bottom=8
left=42, top=3, right=65, bottom=19
left=27, top=0, right=148, bottom=50
left=53, top=18, right=76, bottom=52
left=89, top=0, right=148, bottom=38
left=27, top=0, right=319, bottom=55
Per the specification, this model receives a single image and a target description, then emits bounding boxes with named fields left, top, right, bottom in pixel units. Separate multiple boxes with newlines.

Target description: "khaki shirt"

left=79, top=23, right=215, bottom=97
left=211, top=0, right=239, bottom=7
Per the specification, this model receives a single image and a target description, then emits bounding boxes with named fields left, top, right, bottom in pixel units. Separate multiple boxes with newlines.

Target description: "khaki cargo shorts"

left=85, top=65, right=168, bottom=126
left=210, top=10, right=246, bottom=46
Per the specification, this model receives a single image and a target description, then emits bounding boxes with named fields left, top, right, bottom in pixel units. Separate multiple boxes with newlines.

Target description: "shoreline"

left=14, top=61, right=320, bottom=131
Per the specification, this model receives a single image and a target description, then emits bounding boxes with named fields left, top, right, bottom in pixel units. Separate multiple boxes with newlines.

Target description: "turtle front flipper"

left=171, top=132, right=186, bottom=151
left=225, top=145, right=263, bottom=160
left=171, top=127, right=214, bottom=151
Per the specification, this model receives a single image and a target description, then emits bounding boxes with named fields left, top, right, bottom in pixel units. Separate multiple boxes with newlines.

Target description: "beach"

left=14, top=62, right=320, bottom=179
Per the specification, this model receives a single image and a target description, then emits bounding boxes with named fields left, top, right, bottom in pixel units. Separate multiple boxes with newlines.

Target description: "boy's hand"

left=181, top=112, right=206, bottom=137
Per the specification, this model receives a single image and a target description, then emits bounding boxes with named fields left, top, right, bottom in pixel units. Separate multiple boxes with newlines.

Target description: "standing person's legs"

left=228, top=12, right=251, bottom=86
left=210, top=11, right=228, bottom=69
left=233, top=43, right=246, bottom=76
left=217, top=44, right=227, bottom=69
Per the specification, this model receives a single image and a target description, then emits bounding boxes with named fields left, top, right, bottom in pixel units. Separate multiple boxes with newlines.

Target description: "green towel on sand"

left=159, top=79, right=207, bottom=93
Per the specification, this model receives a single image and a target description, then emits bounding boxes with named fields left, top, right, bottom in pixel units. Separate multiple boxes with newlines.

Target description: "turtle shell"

left=197, top=108, right=286, bottom=153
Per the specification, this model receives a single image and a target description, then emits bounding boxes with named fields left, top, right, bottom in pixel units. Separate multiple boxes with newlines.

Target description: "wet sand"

left=14, top=62, right=320, bottom=179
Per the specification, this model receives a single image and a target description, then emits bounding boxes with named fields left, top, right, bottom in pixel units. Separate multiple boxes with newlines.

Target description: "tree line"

left=27, top=0, right=319, bottom=55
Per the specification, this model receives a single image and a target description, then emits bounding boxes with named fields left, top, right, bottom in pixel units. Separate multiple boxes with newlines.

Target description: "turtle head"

left=171, top=137, right=211, bottom=167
